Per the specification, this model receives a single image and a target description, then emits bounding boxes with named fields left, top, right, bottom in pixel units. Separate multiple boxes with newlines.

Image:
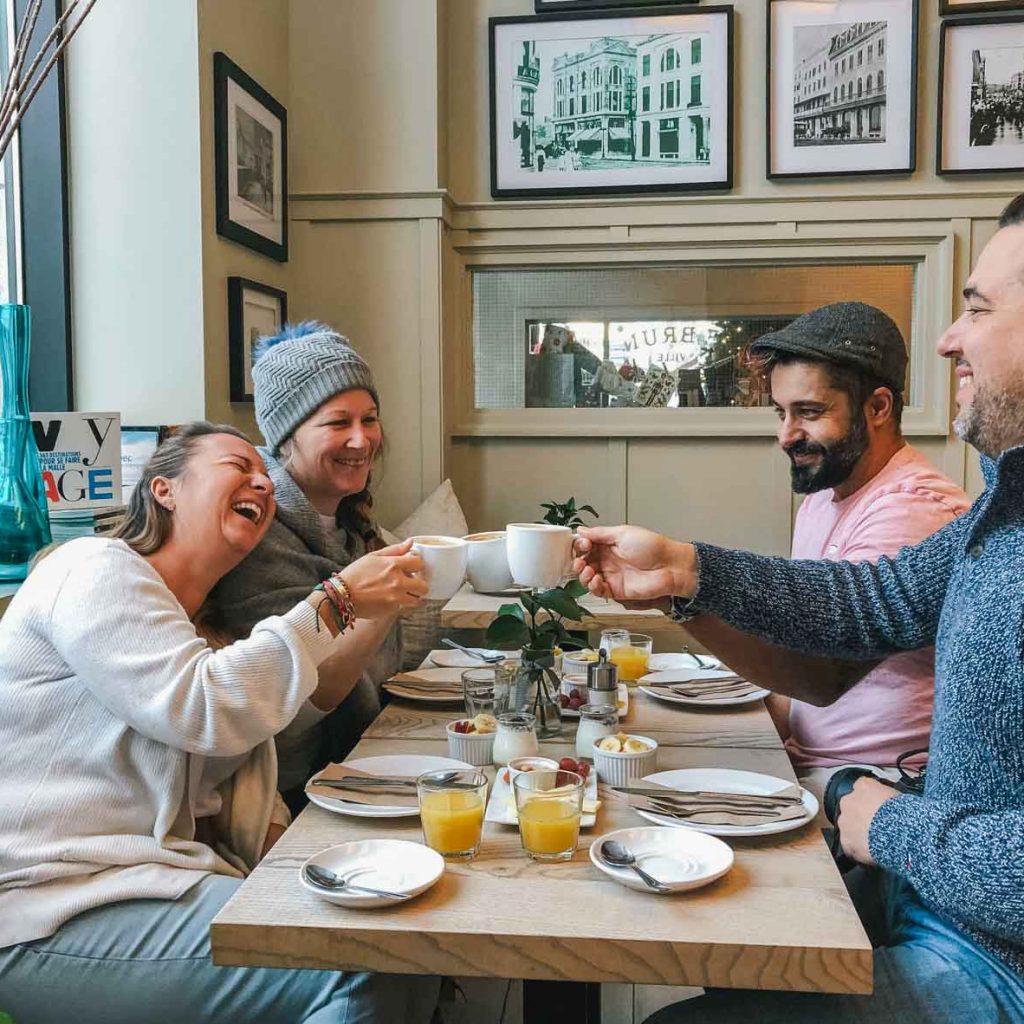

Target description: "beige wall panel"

left=198, top=0, right=291, bottom=436
left=287, top=219, right=426, bottom=528
left=627, top=438, right=791, bottom=555
left=289, top=0, right=441, bottom=193
left=449, top=437, right=620, bottom=533
left=911, top=436, right=967, bottom=491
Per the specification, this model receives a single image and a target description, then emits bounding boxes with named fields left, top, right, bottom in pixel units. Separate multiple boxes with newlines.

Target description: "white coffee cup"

left=505, top=523, right=573, bottom=590
left=463, top=531, right=514, bottom=593
left=408, top=535, right=468, bottom=600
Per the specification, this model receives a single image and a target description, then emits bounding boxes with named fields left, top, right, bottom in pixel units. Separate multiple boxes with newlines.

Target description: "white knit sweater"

left=0, top=537, right=337, bottom=948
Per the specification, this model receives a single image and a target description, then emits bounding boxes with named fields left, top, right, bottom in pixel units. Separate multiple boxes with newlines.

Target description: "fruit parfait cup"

left=418, top=769, right=489, bottom=861
left=513, top=769, right=585, bottom=862
left=593, top=733, right=658, bottom=787
left=446, top=713, right=498, bottom=766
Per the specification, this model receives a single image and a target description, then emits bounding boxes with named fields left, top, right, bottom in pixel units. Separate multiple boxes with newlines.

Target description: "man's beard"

left=784, top=412, right=870, bottom=494
left=954, top=380, right=1024, bottom=458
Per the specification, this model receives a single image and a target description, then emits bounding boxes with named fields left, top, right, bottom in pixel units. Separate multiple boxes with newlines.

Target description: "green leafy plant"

left=484, top=578, right=589, bottom=660
left=484, top=580, right=590, bottom=735
left=539, top=496, right=599, bottom=529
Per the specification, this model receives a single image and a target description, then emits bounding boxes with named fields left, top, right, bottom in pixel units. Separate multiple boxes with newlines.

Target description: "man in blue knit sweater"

left=575, top=194, right=1024, bottom=1023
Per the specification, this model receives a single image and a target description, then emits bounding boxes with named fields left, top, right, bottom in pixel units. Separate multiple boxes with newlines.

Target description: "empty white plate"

left=300, top=839, right=444, bottom=908
left=639, top=668, right=769, bottom=708
left=306, top=754, right=473, bottom=819
left=631, top=768, right=818, bottom=838
left=590, top=826, right=734, bottom=894
left=647, top=652, right=723, bottom=672
left=429, top=648, right=519, bottom=669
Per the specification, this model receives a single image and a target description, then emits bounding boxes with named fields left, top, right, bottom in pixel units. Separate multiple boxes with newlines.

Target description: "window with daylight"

left=691, top=38, right=701, bottom=64
left=1, top=0, right=72, bottom=409
left=471, top=263, right=917, bottom=412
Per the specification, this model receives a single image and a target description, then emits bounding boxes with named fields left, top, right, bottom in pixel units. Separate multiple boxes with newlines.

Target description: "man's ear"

left=867, top=387, right=895, bottom=427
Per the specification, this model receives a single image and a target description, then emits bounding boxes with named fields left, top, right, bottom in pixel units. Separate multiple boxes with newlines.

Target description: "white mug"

left=505, top=523, right=573, bottom=590
left=408, top=535, right=468, bottom=600
left=463, top=531, right=514, bottom=593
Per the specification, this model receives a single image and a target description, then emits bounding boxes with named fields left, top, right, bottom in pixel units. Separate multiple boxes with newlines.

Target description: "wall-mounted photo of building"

left=517, top=30, right=712, bottom=174
left=792, top=21, right=887, bottom=146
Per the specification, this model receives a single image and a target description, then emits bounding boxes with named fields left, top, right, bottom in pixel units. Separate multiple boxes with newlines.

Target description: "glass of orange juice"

left=513, top=769, right=584, bottom=862
left=417, top=769, right=488, bottom=860
left=605, top=632, right=653, bottom=684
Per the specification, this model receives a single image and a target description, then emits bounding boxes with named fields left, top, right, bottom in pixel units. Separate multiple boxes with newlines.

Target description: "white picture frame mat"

left=495, top=13, right=730, bottom=190
left=941, top=20, right=1024, bottom=171
left=770, top=0, right=915, bottom=174
left=226, top=78, right=284, bottom=244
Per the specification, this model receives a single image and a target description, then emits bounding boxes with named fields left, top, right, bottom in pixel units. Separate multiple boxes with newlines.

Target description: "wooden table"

left=441, top=584, right=687, bottom=635
left=210, top=678, right=872, bottom=1011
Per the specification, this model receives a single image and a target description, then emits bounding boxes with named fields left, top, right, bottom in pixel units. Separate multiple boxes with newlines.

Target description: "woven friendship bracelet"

left=322, top=574, right=357, bottom=632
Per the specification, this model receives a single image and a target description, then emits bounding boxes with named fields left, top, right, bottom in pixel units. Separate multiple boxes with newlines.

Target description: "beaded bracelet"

left=319, top=573, right=357, bottom=633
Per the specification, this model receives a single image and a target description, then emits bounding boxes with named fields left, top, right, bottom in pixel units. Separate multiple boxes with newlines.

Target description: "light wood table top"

left=440, top=584, right=687, bottom=633
left=211, top=686, right=872, bottom=995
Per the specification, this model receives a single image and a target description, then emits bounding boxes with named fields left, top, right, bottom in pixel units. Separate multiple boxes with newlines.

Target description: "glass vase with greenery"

left=484, top=580, right=589, bottom=738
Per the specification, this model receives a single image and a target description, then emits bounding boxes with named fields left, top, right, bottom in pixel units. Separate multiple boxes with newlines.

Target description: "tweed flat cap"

left=749, top=302, right=908, bottom=393
left=252, top=321, right=379, bottom=453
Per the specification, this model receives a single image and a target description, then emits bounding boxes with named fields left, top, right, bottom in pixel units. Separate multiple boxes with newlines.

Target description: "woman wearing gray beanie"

left=210, top=321, right=402, bottom=803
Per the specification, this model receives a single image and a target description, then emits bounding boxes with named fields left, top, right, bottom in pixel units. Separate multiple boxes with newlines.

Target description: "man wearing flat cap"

left=722, top=302, right=969, bottom=799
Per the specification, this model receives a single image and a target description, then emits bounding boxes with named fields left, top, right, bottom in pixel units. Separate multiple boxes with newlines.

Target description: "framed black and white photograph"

left=938, top=15, right=1024, bottom=174
left=228, top=277, right=287, bottom=403
left=490, top=6, right=733, bottom=198
left=214, top=52, right=288, bottom=262
left=535, top=0, right=696, bottom=10
left=767, top=0, right=918, bottom=179
left=940, top=0, right=1024, bottom=14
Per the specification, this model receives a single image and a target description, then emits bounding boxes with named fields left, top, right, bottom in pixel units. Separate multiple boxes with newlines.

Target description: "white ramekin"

left=592, top=735, right=659, bottom=787
left=446, top=721, right=496, bottom=767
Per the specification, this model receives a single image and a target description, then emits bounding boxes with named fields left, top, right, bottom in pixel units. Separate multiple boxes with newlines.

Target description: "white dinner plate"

left=647, top=652, right=723, bottom=672
left=590, top=826, right=734, bottom=894
left=429, top=648, right=519, bottom=669
left=631, top=768, right=818, bottom=837
left=639, top=668, right=769, bottom=708
left=486, top=764, right=599, bottom=828
left=300, top=839, right=444, bottom=908
left=306, top=754, right=473, bottom=818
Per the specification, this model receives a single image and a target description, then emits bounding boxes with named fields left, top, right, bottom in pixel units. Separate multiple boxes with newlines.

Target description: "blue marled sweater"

left=690, top=447, right=1024, bottom=975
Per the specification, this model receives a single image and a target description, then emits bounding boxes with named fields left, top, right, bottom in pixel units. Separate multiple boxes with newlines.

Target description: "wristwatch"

left=669, top=594, right=700, bottom=623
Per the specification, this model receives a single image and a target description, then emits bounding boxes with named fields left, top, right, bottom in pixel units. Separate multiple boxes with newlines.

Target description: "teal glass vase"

left=0, top=304, right=51, bottom=580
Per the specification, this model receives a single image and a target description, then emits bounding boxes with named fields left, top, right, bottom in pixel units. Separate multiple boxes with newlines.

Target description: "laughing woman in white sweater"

left=0, top=422, right=437, bottom=1024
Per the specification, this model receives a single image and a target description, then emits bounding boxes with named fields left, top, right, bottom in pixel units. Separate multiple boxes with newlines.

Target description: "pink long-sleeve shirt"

left=786, top=444, right=970, bottom=768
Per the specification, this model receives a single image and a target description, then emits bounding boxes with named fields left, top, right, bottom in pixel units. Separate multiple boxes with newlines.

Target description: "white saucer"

left=590, top=826, right=734, bottom=894
left=647, top=653, right=723, bottom=672
left=300, top=839, right=444, bottom=908
left=306, top=754, right=473, bottom=818
left=429, top=648, right=519, bottom=669
left=631, top=768, right=818, bottom=838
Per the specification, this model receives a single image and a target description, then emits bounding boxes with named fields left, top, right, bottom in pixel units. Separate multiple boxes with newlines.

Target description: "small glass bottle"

left=575, top=703, right=619, bottom=759
left=492, top=712, right=539, bottom=766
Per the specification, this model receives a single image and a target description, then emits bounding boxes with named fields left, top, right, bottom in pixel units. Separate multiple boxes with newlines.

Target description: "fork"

left=303, top=863, right=413, bottom=900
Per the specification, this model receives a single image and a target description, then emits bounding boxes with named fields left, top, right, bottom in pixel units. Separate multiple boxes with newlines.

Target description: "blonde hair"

left=113, top=422, right=251, bottom=555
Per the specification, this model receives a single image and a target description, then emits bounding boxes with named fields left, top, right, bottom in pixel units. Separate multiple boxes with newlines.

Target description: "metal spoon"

left=599, top=840, right=671, bottom=893
left=442, top=638, right=504, bottom=663
left=303, top=863, right=413, bottom=900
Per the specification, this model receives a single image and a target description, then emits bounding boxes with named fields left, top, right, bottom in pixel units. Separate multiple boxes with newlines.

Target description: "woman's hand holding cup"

left=337, top=539, right=429, bottom=619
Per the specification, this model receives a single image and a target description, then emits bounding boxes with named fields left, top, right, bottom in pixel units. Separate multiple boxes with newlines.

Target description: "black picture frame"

left=535, top=0, right=697, bottom=10
left=937, top=13, right=1024, bottom=175
left=490, top=6, right=733, bottom=199
left=766, top=0, right=919, bottom=180
left=228, top=277, right=288, bottom=403
left=214, top=52, right=288, bottom=262
left=940, top=0, right=1024, bottom=14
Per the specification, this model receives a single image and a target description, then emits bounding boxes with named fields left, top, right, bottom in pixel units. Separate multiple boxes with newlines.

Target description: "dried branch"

left=0, top=0, right=99, bottom=161
left=0, top=0, right=44, bottom=126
